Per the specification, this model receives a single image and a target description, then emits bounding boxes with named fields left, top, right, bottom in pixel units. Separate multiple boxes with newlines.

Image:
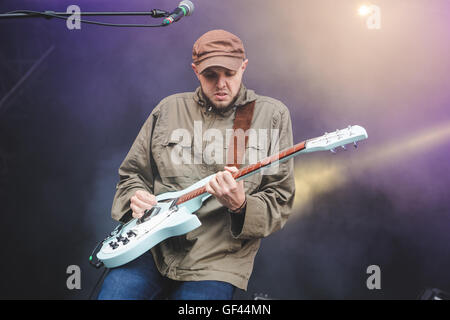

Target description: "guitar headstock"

left=304, top=125, right=368, bottom=153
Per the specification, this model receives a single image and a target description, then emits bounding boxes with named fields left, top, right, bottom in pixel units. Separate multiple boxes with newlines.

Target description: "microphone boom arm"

left=0, top=9, right=172, bottom=27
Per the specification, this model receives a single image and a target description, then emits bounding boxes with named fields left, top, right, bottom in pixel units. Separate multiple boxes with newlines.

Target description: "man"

left=97, top=29, right=295, bottom=300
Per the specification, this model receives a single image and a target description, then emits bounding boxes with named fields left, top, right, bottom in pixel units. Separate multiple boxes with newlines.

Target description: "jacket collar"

left=194, top=84, right=257, bottom=116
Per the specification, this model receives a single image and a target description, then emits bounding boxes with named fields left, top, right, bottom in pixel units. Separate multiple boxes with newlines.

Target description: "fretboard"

left=175, top=140, right=306, bottom=206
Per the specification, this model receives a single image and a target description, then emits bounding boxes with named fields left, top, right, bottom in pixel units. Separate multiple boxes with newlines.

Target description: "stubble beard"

left=201, top=85, right=241, bottom=112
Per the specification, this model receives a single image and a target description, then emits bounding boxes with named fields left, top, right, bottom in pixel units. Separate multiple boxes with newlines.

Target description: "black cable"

left=87, top=223, right=125, bottom=299
left=88, top=223, right=124, bottom=268
left=88, top=267, right=109, bottom=300
left=4, top=10, right=167, bottom=27
left=89, top=240, right=105, bottom=268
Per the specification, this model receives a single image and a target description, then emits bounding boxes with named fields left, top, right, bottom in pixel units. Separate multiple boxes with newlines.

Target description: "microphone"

left=163, top=0, right=194, bottom=25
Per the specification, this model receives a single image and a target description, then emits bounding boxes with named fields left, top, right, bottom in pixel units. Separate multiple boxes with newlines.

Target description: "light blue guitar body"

left=96, top=174, right=214, bottom=268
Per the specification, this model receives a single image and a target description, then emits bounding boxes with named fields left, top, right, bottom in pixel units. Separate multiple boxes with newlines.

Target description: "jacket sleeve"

left=230, top=107, right=296, bottom=239
left=111, top=107, right=160, bottom=223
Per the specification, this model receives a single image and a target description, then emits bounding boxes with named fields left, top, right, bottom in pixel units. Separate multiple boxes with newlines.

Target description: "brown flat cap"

left=192, top=29, right=246, bottom=74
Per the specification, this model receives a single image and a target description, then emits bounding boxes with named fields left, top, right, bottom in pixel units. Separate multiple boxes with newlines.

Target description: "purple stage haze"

left=0, top=0, right=449, bottom=299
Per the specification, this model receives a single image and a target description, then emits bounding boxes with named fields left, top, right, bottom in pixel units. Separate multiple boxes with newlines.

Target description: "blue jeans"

left=97, top=251, right=235, bottom=300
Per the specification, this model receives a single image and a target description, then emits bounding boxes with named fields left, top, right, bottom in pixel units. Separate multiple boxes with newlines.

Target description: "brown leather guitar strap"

left=226, top=101, right=256, bottom=168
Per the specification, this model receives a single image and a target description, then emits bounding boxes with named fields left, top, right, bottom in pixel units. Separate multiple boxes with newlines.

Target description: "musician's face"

left=192, top=59, right=248, bottom=109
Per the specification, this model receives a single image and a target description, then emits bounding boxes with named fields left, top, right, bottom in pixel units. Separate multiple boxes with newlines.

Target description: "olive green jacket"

left=111, top=85, right=295, bottom=290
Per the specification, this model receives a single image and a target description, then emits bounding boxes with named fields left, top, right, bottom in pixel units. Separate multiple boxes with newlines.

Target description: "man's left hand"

left=205, top=166, right=246, bottom=212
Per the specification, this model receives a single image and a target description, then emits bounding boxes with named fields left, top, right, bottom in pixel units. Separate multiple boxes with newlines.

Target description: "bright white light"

left=358, top=5, right=372, bottom=16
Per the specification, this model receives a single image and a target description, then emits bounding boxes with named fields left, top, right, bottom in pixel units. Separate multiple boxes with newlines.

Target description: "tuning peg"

left=353, top=142, right=358, bottom=149
left=330, top=148, right=336, bottom=154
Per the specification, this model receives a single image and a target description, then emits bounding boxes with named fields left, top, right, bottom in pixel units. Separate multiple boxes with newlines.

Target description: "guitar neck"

left=175, top=140, right=307, bottom=206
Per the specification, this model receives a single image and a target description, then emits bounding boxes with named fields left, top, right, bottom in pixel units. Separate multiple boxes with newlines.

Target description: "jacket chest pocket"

left=152, top=136, right=195, bottom=188
left=222, top=142, right=265, bottom=189
left=245, top=143, right=268, bottom=166
left=224, top=141, right=267, bottom=166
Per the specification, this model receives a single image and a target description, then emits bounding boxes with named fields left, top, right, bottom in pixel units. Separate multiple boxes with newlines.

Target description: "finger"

left=222, top=170, right=237, bottom=187
left=205, top=176, right=218, bottom=194
left=130, top=203, right=144, bottom=219
left=224, top=166, right=239, bottom=174
left=216, top=172, right=233, bottom=195
left=216, top=171, right=226, bottom=186
left=209, top=175, right=222, bottom=197
left=135, top=190, right=157, bottom=205
left=135, top=189, right=156, bottom=202
left=131, top=195, right=154, bottom=211
left=205, top=181, right=215, bottom=195
left=132, top=211, right=141, bottom=219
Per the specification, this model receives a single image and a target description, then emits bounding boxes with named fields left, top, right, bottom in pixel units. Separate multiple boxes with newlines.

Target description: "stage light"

left=290, top=121, right=450, bottom=220
left=292, top=160, right=345, bottom=215
left=358, top=5, right=372, bottom=16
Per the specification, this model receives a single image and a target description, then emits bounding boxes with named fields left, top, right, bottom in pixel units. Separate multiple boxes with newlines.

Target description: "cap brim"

left=197, top=56, right=243, bottom=74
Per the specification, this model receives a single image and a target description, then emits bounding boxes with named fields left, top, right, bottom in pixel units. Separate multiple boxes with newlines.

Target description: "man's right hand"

left=130, top=190, right=157, bottom=219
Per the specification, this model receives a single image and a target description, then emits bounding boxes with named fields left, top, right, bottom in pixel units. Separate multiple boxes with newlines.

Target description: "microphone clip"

left=149, top=9, right=170, bottom=18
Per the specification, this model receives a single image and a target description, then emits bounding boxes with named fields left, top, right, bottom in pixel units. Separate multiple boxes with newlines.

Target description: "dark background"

left=0, top=0, right=449, bottom=299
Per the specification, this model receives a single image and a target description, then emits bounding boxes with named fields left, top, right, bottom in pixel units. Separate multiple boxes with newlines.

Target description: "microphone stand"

left=0, top=10, right=169, bottom=19
left=0, top=9, right=171, bottom=27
